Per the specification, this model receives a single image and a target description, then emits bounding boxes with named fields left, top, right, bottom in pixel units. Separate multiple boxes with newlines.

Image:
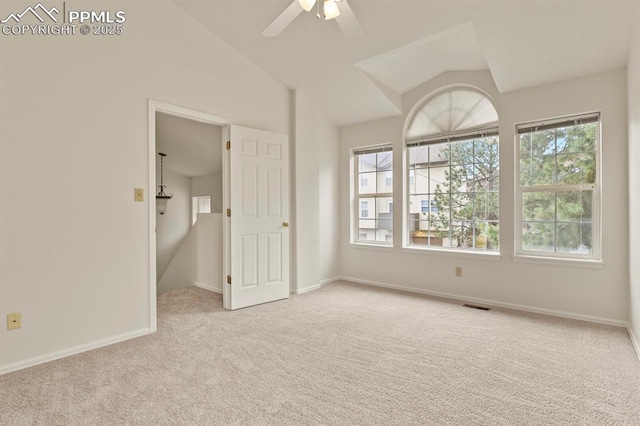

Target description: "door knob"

left=282, top=221, right=289, bottom=228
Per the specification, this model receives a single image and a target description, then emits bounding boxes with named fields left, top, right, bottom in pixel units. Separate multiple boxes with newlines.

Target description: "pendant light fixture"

left=156, top=152, right=173, bottom=215
left=297, top=0, right=341, bottom=20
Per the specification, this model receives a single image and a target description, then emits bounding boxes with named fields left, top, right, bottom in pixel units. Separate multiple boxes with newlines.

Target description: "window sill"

left=512, top=255, right=604, bottom=269
left=349, top=242, right=394, bottom=252
left=401, top=246, right=502, bottom=261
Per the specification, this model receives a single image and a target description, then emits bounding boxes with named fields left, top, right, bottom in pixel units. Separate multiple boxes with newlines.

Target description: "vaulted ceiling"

left=170, top=0, right=636, bottom=126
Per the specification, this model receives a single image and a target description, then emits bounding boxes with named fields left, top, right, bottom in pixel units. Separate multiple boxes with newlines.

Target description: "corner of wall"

left=628, top=2, right=640, bottom=357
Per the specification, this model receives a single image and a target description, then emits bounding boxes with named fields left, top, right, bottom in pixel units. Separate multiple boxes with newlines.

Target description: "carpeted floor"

left=1, top=281, right=639, bottom=425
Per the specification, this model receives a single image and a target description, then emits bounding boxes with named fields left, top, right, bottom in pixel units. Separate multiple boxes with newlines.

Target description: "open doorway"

left=148, top=101, right=291, bottom=328
left=148, top=101, right=231, bottom=330
left=154, top=111, right=224, bottom=296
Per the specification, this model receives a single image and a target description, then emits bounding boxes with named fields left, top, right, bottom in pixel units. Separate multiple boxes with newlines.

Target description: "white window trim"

left=514, top=112, right=602, bottom=263
left=351, top=144, right=394, bottom=247
left=402, top=246, right=502, bottom=261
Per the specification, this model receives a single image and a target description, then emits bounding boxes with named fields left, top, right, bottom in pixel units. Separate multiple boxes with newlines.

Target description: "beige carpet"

left=1, top=281, right=639, bottom=425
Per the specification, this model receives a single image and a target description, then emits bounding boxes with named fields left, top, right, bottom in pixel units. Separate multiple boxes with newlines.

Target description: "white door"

left=229, top=125, right=290, bottom=310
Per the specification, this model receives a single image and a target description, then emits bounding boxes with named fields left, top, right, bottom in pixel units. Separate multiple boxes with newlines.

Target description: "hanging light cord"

left=157, top=153, right=171, bottom=198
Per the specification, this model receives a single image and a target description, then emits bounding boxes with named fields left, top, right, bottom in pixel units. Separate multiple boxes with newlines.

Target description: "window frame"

left=402, top=87, right=501, bottom=257
left=352, top=144, right=394, bottom=247
left=514, top=112, right=602, bottom=262
left=404, top=131, right=500, bottom=254
left=191, top=195, right=211, bottom=226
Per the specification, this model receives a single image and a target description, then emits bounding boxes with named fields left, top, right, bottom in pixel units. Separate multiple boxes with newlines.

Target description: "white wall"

left=196, top=214, right=223, bottom=292
left=156, top=168, right=191, bottom=280
left=191, top=173, right=223, bottom=214
left=292, top=91, right=320, bottom=292
left=157, top=213, right=222, bottom=294
left=291, top=90, right=340, bottom=292
left=0, top=0, right=290, bottom=373
left=157, top=221, right=197, bottom=294
left=628, top=4, right=640, bottom=351
left=340, top=69, right=629, bottom=323
left=318, top=116, right=340, bottom=281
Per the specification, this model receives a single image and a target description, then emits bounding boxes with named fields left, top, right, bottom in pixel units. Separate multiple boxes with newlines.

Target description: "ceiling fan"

left=262, top=0, right=363, bottom=40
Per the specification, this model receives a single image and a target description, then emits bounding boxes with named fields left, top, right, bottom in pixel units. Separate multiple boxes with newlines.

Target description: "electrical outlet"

left=455, top=266, right=463, bottom=277
left=7, top=312, right=21, bottom=330
left=134, top=188, right=144, bottom=202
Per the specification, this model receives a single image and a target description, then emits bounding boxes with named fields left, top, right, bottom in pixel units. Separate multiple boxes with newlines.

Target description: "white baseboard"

left=319, top=276, right=341, bottom=286
left=0, top=328, right=151, bottom=376
left=629, top=326, right=640, bottom=361
left=194, top=281, right=222, bottom=294
left=338, top=275, right=628, bottom=328
left=293, top=283, right=322, bottom=295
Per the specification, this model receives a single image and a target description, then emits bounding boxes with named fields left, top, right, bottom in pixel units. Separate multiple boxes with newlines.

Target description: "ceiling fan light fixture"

left=323, top=0, right=340, bottom=20
left=298, top=0, right=316, bottom=12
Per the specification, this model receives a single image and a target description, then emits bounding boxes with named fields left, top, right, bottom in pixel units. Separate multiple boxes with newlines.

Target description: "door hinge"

left=226, top=208, right=231, bottom=217
left=226, top=141, right=230, bottom=150
left=227, top=275, right=232, bottom=285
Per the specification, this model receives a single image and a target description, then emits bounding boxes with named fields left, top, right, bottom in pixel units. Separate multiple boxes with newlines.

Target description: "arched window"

left=405, top=88, right=500, bottom=252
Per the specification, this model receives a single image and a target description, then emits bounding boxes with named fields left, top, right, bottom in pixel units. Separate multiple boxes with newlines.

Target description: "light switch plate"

left=134, top=188, right=144, bottom=202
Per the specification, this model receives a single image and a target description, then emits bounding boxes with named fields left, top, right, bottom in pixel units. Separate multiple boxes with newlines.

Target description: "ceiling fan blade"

left=335, top=0, right=364, bottom=41
left=262, top=1, right=303, bottom=37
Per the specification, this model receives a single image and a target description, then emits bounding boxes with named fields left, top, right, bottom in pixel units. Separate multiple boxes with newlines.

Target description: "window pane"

left=475, top=138, right=499, bottom=165
left=519, top=134, right=532, bottom=158
left=410, top=219, right=435, bottom=246
left=409, top=146, right=429, bottom=167
left=376, top=228, right=393, bottom=243
left=359, top=172, right=376, bottom=194
left=556, top=153, right=596, bottom=185
left=377, top=151, right=392, bottom=170
left=377, top=171, right=392, bottom=193
left=409, top=195, right=425, bottom=215
left=359, top=153, right=376, bottom=172
left=556, top=190, right=592, bottom=222
left=450, top=141, right=474, bottom=166
left=429, top=144, right=448, bottom=164
left=556, top=222, right=592, bottom=254
left=198, top=197, right=211, bottom=213
left=522, top=192, right=555, bottom=221
left=429, top=166, right=447, bottom=193
left=359, top=197, right=374, bottom=219
left=358, top=220, right=376, bottom=241
left=408, top=169, right=416, bottom=194
left=376, top=197, right=393, bottom=221
left=522, top=221, right=555, bottom=252
left=429, top=193, right=450, bottom=219
left=473, top=221, right=500, bottom=251
left=524, top=129, right=556, bottom=157
left=414, top=167, right=429, bottom=194
left=558, top=123, right=597, bottom=154
left=473, top=192, right=499, bottom=221
left=520, top=155, right=555, bottom=186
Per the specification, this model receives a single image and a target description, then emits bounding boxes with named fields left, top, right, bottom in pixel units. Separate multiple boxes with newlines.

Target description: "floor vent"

left=463, top=303, right=491, bottom=311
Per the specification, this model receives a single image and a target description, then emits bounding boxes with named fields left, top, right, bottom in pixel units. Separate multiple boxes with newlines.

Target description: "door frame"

left=147, top=99, right=231, bottom=331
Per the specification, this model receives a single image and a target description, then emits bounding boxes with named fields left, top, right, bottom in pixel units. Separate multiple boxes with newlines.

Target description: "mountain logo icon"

left=1, top=3, right=59, bottom=24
